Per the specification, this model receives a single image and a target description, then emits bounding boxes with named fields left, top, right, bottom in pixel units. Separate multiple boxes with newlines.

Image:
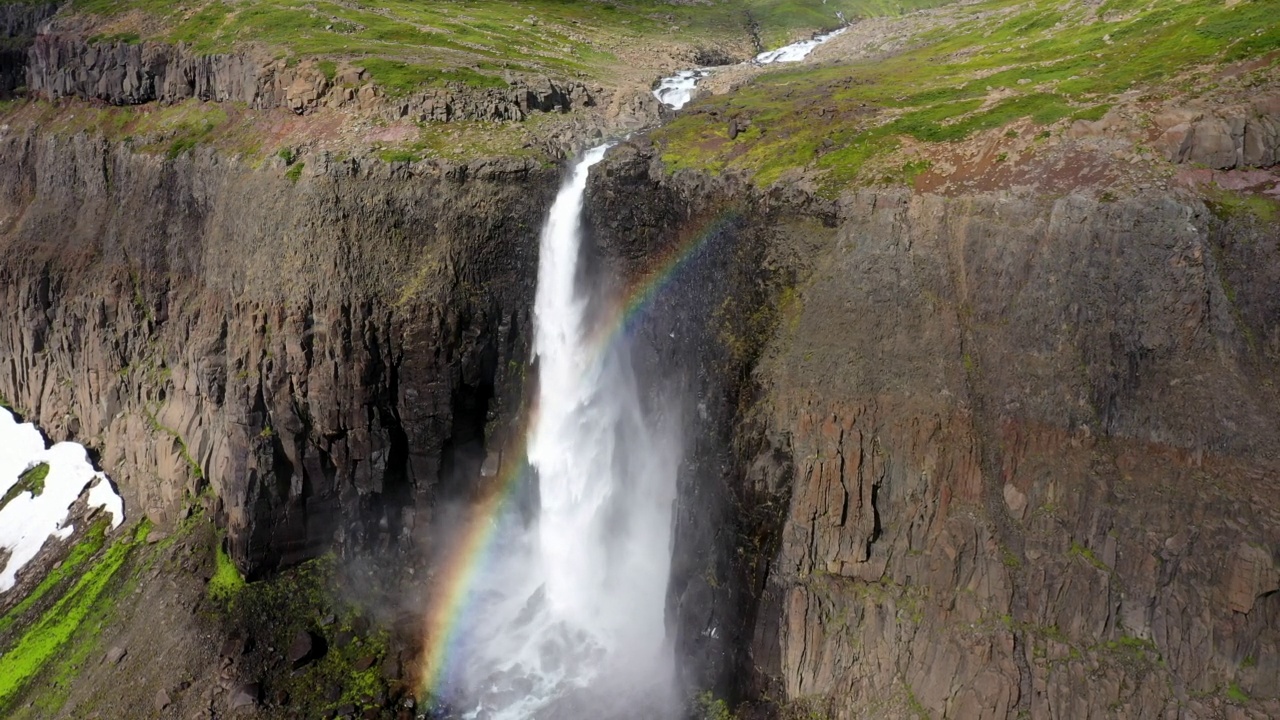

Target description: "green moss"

left=377, top=148, right=421, bottom=164
left=1068, top=541, right=1111, bottom=571
left=214, top=555, right=397, bottom=716
left=1001, top=547, right=1021, bottom=569
left=0, top=520, right=110, bottom=637
left=285, top=161, right=304, bottom=183
left=1226, top=682, right=1249, bottom=703
left=1, top=463, right=49, bottom=509
left=0, top=521, right=146, bottom=709
left=143, top=407, right=204, bottom=480
left=695, top=692, right=736, bottom=720
left=1206, top=188, right=1279, bottom=224
left=87, top=31, right=140, bottom=44
left=207, top=542, right=245, bottom=604
left=903, top=682, right=929, bottom=718
left=360, top=58, right=507, bottom=96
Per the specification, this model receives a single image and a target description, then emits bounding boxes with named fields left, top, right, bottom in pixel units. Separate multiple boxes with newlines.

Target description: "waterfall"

left=444, top=145, right=679, bottom=719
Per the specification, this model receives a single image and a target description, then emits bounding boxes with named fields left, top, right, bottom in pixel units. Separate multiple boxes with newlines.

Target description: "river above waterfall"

left=653, top=25, right=849, bottom=110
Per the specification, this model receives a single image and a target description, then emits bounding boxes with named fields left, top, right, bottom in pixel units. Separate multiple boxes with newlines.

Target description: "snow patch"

left=0, top=407, right=125, bottom=592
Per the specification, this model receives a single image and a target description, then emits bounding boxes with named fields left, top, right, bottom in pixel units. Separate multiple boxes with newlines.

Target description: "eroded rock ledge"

left=28, top=34, right=599, bottom=121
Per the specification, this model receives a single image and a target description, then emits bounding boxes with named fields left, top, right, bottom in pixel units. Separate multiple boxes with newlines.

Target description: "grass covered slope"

left=63, top=0, right=953, bottom=93
left=655, top=0, right=1280, bottom=193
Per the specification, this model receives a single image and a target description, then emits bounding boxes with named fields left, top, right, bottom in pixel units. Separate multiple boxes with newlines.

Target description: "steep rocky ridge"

left=586, top=141, right=1280, bottom=719
left=28, top=33, right=602, bottom=123
left=0, top=129, right=553, bottom=577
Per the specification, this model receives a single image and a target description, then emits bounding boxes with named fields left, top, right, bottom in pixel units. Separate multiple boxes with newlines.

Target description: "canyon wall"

left=587, top=141, right=1280, bottom=719
left=1, top=122, right=1276, bottom=719
left=0, top=133, right=553, bottom=576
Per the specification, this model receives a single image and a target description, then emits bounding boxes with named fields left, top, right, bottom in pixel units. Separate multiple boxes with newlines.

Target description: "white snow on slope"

left=0, top=407, right=124, bottom=591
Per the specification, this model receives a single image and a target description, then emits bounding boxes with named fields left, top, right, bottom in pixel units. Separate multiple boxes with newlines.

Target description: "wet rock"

left=220, top=634, right=247, bottom=658
left=229, top=683, right=259, bottom=710
left=288, top=630, right=326, bottom=669
left=353, top=654, right=378, bottom=671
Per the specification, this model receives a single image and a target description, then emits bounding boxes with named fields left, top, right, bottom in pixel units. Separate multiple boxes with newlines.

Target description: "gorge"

left=0, top=1, right=1277, bottom=719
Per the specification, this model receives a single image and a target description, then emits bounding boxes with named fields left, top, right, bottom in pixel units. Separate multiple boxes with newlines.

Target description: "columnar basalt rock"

left=26, top=33, right=599, bottom=122
left=0, top=2, right=56, bottom=96
left=0, top=133, right=555, bottom=576
left=587, top=142, right=1280, bottom=719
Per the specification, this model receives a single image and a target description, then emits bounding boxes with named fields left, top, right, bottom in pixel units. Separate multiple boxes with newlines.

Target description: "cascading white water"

left=653, top=26, right=849, bottom=110
left=752, top=27, right=848, bottom=64
left=653, top=69, right=711, bottom=110
left=447, top=145, right=680, bottom=719
left=448, top=28, right=853, bottom=713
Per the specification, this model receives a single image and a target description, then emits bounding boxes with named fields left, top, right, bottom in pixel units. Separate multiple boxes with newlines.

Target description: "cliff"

left=0, top=0, right=1278, bottom=717
left=2, top=97, right=1276, bottom=720
left=28, top=34, right=601, bottom=122
left=0, top=131, right=553, bottom=576
left=586, top=141, right=1280, bottom=719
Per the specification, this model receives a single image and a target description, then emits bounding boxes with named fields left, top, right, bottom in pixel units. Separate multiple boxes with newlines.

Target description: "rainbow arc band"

left=417, top=207, right=738, bottom=702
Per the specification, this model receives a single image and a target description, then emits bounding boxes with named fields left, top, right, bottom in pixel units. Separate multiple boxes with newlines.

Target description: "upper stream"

left=653, top=25, right=848, bottom=110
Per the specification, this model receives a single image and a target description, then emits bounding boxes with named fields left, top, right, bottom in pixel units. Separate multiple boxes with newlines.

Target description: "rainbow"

left=417, top=204, right=739, bottom=705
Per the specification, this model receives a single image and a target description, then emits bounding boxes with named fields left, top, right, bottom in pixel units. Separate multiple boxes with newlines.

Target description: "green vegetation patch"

left=0, top=520, right=147, bottom=710
left=66, top=0, right=954, bottom=94
left=207, top=541, right=245, bottom=604
left=213, top=556, right=396, bottom=717
left=656, top=0, right=1280, bottom=194
left=1206, top=187, right=1280, bottom=224
left=0, top=520, right=109, bottom=637
left=1, top=463, right=49, bottom=509
left=695, top=691, right=736, bottom=720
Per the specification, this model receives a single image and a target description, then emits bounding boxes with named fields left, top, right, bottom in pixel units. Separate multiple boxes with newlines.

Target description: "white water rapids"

left=443, top=146, right=680, bottom=719
left=653, top=25, right=849, bottom=110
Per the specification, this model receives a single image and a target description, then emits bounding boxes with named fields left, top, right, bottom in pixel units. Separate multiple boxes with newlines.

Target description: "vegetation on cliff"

left=655, top=0, right=1280, bottom=193
left=0, top=519, right=148, bottom=716
left=65, top=0, right=946, bottom=91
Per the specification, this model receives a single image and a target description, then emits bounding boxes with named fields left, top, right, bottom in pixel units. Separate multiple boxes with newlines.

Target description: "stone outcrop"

left=0, top=3, right=56, bottom=97
left=27, top=33, right=598, bottom=121
left=0, top=132, right=556, bottom=576
left=1151, top=96, right=1280, bottom=169
left=587, top=141, right=1280, bottom=719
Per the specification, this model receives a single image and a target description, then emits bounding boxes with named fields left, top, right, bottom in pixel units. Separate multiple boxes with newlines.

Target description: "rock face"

left=587, top=142, right=1280, bottom=719
left=0, top=132, right=555, bottom=576
left=1151, top=96, right=1280, bottom=169
left=0, top=3, right=56, bottom=97
left=27, top=33, right=597, bottom=121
